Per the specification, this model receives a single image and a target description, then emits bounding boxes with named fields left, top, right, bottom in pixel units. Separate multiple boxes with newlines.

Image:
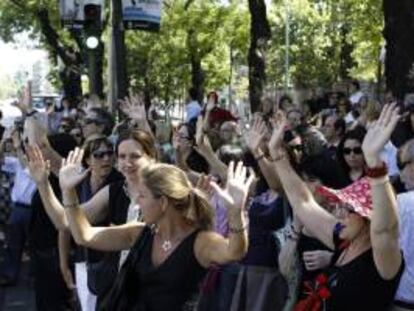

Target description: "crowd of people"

left=0, top=82, right=412, bottom=311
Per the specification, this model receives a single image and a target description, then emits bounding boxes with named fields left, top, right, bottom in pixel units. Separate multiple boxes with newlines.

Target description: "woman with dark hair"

left=336, top=128, right=367, bottom=186
left=27, top=129, right=158, bottom=304
left=174, top=120, right=210, bottom=175
left=268, top=106, right=403, bottom=310
left=58, top=135, right=122, bottom=311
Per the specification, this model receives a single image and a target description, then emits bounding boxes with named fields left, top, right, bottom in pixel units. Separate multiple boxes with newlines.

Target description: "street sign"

left=122, top=0, right=162, bottom=31
left=60, top=0, right=104, bottom=29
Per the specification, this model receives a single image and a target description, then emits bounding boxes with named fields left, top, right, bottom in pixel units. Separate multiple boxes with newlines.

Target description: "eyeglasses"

left=92, top=150, right=114, bottom=159
left=397, top=158, right=413, bottom=171
left=72, top=132, right=82, bottom=138
left=343, top=147, right=362, bottom=155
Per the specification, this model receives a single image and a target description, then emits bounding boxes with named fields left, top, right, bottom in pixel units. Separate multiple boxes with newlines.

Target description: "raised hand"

left=246, top=116, right=267, bottom=154
left=196, top=174, right=215, bottom=200
left=268, top=111, right=287, bottom=158
left=119, top=94, right=147, bottom=122
left=12, top=82, right=31, bottom=114
left=26, top=145, right=50, bottom=185
left=194, top=116, right=213, bottom=156
left=59, top=148, right=90, bottom=192
left=362, top=103, right=400, bottom=167
left=205, top=96, right=216, bottom=113
left=210, top=161, right=255, bottom=211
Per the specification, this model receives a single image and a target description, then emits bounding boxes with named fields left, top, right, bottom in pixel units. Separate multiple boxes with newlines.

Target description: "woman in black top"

left=268, top=105, right=403, bottom=310
left=27, top=129, right=157, bottom=304
left=29, top=141, right=254, bottom=310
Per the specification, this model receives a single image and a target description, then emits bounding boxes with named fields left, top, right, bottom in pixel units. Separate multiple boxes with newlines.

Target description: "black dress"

left=120, top=228, right=207, bottom=311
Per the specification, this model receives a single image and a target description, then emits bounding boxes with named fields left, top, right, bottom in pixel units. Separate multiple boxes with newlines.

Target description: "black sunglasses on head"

left=343, top=147, right=362, bottom=155
left=92, top=150, right=114, bottom=159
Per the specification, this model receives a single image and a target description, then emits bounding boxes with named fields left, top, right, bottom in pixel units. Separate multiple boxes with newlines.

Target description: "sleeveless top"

left=295, top=224, right=404, bottom=311
left=126, top=228, right=207, bottom=310
left=242, top=193, right=286, bottom=267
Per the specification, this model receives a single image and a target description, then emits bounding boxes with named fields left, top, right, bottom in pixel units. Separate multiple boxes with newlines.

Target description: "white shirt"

left=185, top=100, right=201, bottom=122
left=2, top=156, right=36, bottom=205
left=118, top=202, right=141, bottom=269
left=380, top=141, right=399, bottom=177
left=395, top=191, right=414, bottom=303
left=349, top=91, right=364, bottom=105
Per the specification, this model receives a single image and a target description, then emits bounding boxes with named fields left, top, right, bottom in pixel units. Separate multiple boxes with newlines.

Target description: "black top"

left=126, top=229, right=207, bottom=310
left=297, top=234, right=332, bottom=292
left=325, top=249, right=404, bottom=311
left=29, top=175, right=61, bottom=251
left=75, top=169, right=123, bottom=262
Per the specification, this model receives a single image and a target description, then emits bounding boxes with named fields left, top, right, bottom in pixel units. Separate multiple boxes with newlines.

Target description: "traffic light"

left=84, top=4, right=102, bottom=49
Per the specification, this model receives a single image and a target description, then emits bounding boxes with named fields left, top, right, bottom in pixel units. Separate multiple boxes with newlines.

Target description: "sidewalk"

left=0, top=234, right=35, bottom=311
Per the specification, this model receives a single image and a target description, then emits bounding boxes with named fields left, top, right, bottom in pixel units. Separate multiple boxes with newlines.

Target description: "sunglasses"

left=343, top=147, right=362, bottom=155
left=72, top=132, right=82, bottom=138
left=92, top=150, right=114, bottom=159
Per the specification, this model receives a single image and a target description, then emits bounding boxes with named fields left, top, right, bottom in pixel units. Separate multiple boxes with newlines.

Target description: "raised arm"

left=195, top=161, right=255, bottom=266
left=268, top=112, right=337, bottom=249
left=246, top=116, right=283, bottom=192
left=27, top=145, right=110, bottom=231
left=194, top=116, right=228, bottom=182
left=119, top=94, right=154, bottom=139
left=361, top=104, right=402, bottom=280
left=60, top=147, right=145, bottom=251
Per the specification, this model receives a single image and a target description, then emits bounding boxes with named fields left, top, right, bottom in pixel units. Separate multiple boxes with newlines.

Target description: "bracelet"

left=365, top=162, right=388, bottom=178
left=368, top=175, right=390, bottom=186
left=63, top=201, right=79, bottom=209
left=228, top=224, right=247, bottom=234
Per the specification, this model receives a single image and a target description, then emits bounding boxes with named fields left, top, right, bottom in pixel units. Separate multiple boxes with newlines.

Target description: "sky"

left=0, top=33, right=47, bottom=78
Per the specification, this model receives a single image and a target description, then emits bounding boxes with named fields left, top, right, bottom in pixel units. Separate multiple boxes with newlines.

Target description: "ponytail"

left=188, top=188, right=215, bottom=230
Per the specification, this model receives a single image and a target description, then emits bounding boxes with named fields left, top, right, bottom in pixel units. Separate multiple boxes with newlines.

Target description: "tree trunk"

left=339, top=24, right=354, bottom=81
left=383, top=0, right=414, bottom=100
left=37, top=9, right=83, bottom=103
left=190, top=52, right=205, bottom=104
left=248, top=0, right=271, bottom=113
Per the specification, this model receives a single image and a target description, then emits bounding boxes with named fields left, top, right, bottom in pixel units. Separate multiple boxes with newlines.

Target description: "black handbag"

left=98, top=226, right=152, bottom=311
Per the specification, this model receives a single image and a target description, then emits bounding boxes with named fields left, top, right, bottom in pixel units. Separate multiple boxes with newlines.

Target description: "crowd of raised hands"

left=4, top=83, right=411, bottom=311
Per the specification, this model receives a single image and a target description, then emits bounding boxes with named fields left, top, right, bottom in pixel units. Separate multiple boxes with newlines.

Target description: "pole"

left=108, top=0, right=127, bottom=115
left=284, top=0, right=290, bottom=94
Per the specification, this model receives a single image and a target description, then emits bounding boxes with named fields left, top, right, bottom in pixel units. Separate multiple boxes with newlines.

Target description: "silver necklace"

left=155, top=228, right=189, bottom=253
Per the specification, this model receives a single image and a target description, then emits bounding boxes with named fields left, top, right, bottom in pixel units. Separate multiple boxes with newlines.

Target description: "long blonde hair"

left=140, top=163, right=214, bottom=230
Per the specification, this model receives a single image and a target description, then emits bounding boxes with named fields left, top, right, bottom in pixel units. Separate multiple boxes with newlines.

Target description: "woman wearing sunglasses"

left=26, top=129, right=158, bottom=308
left=268, top=105, right=403, bottom=310
left=337, top=128, right=367, bottom=186
left=58, top=134, right=121, bottom=311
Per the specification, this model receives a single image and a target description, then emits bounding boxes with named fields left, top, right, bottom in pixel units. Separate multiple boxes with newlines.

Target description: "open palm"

left=211, top=161, right=255, bottom=211
left=26, top=145, right=50, bottom=184
left=246, top=116, right=267, bottom=153
left=119, top=94, right=146, bottom=121
left=59, top=148, right=89, bottom=192
left=362, top=103, right=399, bottom=166
left=268, top=111, right=287, bottom=158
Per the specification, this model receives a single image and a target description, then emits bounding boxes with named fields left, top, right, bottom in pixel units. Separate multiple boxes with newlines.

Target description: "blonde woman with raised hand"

left=29, top=143, right=254, bottom=310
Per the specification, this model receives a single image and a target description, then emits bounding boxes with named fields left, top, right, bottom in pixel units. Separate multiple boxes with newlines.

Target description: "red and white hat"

left=316, top=178, right=372, bottom=218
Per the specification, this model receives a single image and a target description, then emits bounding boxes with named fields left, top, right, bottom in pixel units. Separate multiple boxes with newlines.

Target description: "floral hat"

left=316, top=177, right=372, bottom=218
